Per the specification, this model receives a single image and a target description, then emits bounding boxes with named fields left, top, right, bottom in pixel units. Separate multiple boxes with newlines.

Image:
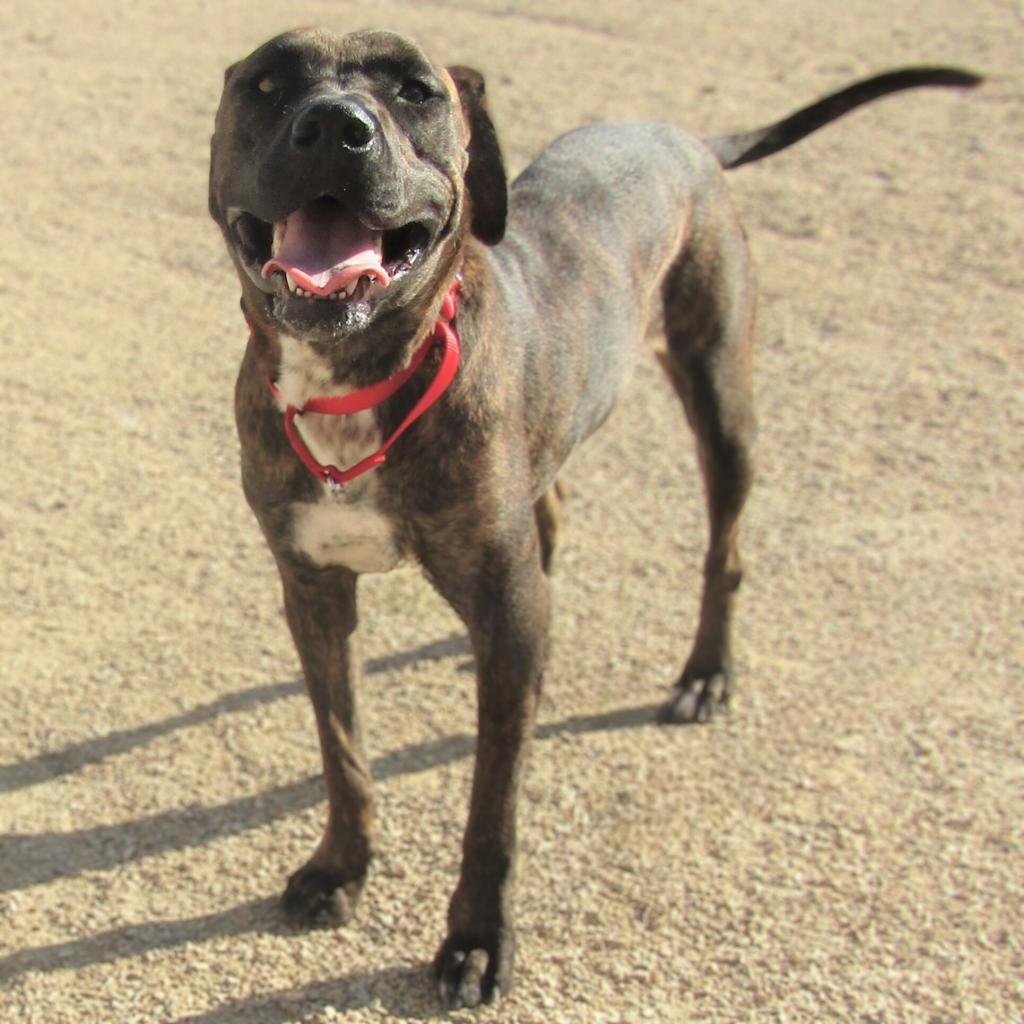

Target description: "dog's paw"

left=281, top=864, right=364, bottom=927
left=433, top=929, right=514, bottom=1009
left=657, top=668, right=731, bottom=724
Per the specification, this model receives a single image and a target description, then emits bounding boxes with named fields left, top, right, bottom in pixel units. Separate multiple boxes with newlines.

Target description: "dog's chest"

left=276, top=336, right=405, bottom=574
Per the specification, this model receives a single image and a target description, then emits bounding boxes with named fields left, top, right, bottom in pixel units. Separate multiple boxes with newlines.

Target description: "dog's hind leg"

left=656, top=190, right=757, bottom=723
left=533, top=479, right=566, bottom=574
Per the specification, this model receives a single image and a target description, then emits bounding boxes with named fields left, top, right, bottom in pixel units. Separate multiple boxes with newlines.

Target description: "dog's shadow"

left=0, top=631, right=660, bottom=1011
left=0, top=896, right=437, bottom=1021
left=0, top=635, right=476, bottom=897
left=168, top=963, right=439, bottom=1023
left=0, top=634, right=471, bottom=796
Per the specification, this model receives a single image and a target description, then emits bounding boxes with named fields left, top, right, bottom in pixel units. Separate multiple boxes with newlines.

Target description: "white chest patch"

left=277, top=334, right=406, bottom=574
left=291, top=495, right=404, bottom=574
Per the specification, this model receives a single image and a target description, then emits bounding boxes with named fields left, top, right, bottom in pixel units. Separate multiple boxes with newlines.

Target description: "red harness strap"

left=265, top=282, right=461, bottom=489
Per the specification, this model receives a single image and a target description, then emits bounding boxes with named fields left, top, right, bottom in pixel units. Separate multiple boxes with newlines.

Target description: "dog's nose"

left=290, top=98, right=377, bottom=153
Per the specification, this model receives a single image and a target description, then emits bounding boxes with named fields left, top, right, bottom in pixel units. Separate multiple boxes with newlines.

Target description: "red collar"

left=263, top=282, right=461, bottom=490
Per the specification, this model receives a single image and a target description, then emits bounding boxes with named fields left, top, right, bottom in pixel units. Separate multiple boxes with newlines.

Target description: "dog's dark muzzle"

left=244, top=93, right=402, bottom=226
left=260, top=95, right=387, bottom=208
left=290, top=96, right=380, bottom=156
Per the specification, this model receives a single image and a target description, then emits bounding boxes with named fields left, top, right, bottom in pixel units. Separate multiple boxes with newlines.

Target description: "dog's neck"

left=263, top=281, right=462, bottom=491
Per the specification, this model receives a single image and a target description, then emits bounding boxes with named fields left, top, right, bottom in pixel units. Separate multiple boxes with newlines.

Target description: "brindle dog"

left=208, top=29, right=978, bottom=1007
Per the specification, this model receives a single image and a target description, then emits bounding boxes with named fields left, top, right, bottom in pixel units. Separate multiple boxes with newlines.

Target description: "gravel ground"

left=1, top=1, right=1021, bottom=1022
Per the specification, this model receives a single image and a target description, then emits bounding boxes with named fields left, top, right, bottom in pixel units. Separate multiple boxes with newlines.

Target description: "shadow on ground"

left=0, top=630, right=660, bottom=1003
left=0, top=634, right=471, bottom=795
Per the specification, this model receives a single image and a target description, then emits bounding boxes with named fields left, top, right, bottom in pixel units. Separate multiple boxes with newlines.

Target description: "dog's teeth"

left=272, top=222, right=285, bottom=257
left=286, top=272, right=298, bottom=293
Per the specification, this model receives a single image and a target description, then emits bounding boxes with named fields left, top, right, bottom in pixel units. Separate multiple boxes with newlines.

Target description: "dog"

left=208, top=28, right=978, bottom=1008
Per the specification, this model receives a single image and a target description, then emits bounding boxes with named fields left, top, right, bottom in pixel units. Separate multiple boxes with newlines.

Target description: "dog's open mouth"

left=229, top=198, right=431, bottom=306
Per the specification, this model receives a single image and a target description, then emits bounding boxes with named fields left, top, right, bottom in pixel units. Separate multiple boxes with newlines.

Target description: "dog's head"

left=209, top=29, right=505, bottom=347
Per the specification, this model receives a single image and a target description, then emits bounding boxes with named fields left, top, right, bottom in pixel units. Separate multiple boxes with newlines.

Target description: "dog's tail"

left=705, top=66, right=982, bottom=170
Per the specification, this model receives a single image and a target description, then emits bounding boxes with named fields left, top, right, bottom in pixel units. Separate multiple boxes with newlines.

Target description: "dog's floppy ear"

left=448, top=65, right=508, bottom=245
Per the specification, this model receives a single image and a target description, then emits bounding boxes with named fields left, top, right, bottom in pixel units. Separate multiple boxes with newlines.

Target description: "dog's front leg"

left=425, top=524, right=550, bottom=1008
left=277, top=562, right=374, bottom=926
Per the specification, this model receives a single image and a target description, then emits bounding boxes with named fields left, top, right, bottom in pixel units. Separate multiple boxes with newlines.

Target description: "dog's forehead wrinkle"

left=238, top=29, right=442, bottom=94
left=244, top=31, right=322, bottom=77
left=357, top=54, right=441, bottom=85
left=341, top=28, right=435, bottom=67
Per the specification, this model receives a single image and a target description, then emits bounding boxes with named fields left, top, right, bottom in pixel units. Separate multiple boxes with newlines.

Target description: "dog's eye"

left=256, top=74, right=278, bottom=96
left=398, top=79, right=432, bottom=104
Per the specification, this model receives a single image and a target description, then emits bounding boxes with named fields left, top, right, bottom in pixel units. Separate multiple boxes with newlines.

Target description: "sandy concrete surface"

left=1, top=1, right=1021, bottom=1021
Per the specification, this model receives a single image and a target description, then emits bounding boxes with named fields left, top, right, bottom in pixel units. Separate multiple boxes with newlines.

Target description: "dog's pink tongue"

left=261, top=202, right=391, bottom=296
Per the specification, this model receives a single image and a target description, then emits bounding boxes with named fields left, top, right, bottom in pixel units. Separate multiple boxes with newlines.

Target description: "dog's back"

left=483, top=123, right=729, bottom=490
